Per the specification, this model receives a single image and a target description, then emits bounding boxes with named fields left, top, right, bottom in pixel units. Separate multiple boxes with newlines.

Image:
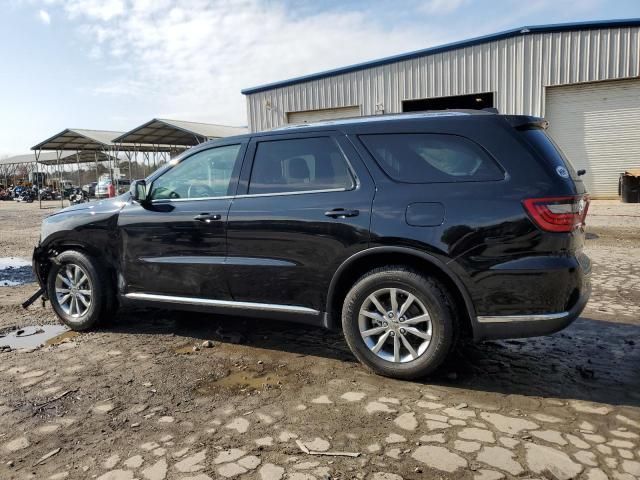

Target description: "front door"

left=226, top=133, right=375, bottom=314
left=118, top=142, right=246, bottom=300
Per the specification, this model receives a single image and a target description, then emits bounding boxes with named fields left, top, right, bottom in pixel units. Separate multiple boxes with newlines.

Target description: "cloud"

left=33, top=0, right=450, bottom=126
left=419, top=0, right=468, bottom=15
left=28, top=0, right=610, bottom=130
left=37, top=9, right=51, bottom=24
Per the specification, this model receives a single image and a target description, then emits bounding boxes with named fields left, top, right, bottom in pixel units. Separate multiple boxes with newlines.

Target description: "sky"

left=0, top=0, right=639, bottom=156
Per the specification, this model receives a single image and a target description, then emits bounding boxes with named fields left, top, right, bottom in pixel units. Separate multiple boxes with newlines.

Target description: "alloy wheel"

left=54, top=263, right=92, bottom=318
left=358, top=287, right=432, bottom=363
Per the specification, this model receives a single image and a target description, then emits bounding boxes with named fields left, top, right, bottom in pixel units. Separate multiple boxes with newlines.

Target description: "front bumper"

left=473, top=281, right=591, bottom=341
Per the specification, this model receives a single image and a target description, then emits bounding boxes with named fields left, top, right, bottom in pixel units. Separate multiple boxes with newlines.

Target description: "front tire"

left=342, top=267, right=456, bottom=380
left=47, top=250, right=111, bottom=331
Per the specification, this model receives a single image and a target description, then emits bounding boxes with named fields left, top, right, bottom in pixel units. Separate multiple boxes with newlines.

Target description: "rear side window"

left=359, top=133, right=504, bottom=183
left=248, top=137, right=354, bottom=195
left=520, top=129, right=579, bottom=180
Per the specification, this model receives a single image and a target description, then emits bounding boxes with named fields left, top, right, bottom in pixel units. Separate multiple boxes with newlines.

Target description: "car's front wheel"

left=342, top=266, right=456, bottom=379
left=47, top=250, right=112, bottom=331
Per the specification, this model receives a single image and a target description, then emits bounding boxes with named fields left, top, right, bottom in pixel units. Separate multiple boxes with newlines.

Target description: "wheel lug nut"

left=400, top=328, right=406, bottom=334
left=389, top=331, right=395, bottom=337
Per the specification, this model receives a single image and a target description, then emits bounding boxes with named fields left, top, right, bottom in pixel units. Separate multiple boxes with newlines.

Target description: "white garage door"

left=287, top=106, right=361, bottom=125
left=545, top=79, right=640, bottom=198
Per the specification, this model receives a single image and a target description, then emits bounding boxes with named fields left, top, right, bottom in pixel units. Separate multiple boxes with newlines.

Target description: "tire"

left=47, top=250, right=112, bottom=331
left=341, top=266, right=456, bottom=380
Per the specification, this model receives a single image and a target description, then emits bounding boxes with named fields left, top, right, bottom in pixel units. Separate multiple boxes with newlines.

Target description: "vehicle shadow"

left=105, top=310, right=640, bottom=408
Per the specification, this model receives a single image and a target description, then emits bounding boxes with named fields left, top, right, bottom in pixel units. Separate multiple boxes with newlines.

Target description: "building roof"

left=242, top=18, right=640, bottom=95
left=112, top=118, right=248, bottom=146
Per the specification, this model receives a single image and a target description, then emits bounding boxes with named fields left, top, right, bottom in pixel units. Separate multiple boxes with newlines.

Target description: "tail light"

left=523, top=195, right=590, bottom=232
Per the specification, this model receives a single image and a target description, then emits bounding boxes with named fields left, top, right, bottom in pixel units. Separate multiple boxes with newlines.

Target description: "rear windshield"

left=359, top=133, right=504, bottom=184
left=520, top=129, right=580, bottom=180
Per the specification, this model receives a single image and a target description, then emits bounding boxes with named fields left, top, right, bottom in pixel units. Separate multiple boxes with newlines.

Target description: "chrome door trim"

left=125, top=292, right=319, bottom=315
left=476, top=311, right=569, bottom=323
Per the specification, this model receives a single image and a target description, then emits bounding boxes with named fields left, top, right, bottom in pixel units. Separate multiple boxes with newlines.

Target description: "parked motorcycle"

left=69, top=188, right=88, bottom=205
left=16, top=190, right=36, bottom=203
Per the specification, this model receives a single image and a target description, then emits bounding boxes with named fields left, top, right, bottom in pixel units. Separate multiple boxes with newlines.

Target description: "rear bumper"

left=473, top=280, right=590, bottom=341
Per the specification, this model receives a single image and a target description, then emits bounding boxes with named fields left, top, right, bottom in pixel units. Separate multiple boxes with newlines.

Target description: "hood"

left=48, top=193, right=131, bottom=217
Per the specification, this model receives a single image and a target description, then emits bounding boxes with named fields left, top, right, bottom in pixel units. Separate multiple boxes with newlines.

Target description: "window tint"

left=359, top=133, right=504, bottom=183
left=520, top=129, right=579, bottom=180
left=248, top=137, right=354, bottom=194
left=150, top=144, right=241, bottom=200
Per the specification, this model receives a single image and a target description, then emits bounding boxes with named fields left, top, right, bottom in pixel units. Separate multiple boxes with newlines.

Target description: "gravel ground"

left=0, top=199, right=638, bottom=480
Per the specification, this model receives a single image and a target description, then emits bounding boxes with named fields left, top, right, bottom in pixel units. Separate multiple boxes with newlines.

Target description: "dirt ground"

left=0, top=199, right=638, bottom=480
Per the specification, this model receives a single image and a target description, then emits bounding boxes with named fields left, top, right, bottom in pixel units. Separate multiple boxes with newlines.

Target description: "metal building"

left=242, top=19, right=640, bottom=197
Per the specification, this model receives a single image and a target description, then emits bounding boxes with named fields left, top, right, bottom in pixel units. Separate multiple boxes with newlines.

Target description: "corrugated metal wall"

left=545, top=78, right=640, bottom=197
left=245, top=27, right=640, bottom=132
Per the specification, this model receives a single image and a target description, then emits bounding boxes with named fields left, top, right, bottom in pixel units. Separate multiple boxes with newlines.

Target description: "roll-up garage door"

left=545, top=79, right=640, bottom=198
left=287, top=106, right=361, bottom=125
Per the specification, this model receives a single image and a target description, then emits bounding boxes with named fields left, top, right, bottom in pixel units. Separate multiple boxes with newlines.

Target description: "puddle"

left=0, top=325, right=70, bottom=351
left=0, top=257, right=31, bottom=269
left=0, top=257, right=35, bottom=286
left=195, top=370, right=283, bottom=395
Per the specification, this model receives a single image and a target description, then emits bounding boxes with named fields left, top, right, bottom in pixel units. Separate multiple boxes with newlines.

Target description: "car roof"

left=191, top=110, right=498, bottom=152
left=271, top=110, right=489, bottom=131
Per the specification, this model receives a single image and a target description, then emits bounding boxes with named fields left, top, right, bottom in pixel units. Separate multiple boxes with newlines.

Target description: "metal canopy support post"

left=95, top=151, right=99, bottom=198
left=76, top=151, right=80, bottom=191
left=56, top=149, right=63, bottom=208
left=35, top=149, right=42, bottom=209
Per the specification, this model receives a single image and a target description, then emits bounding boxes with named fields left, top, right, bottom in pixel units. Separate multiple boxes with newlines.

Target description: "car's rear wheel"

left=47, top=250, right=112, bottom=331
left=342, top=266, right=456, bottom=379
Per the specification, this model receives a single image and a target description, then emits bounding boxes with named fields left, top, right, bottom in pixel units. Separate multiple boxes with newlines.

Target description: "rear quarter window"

left=359, top=133, right=504, bottom=183
left=520, top=129, right=580, bottom=181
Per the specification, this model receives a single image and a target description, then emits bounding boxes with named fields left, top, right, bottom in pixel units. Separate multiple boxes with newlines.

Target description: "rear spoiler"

left=503, top=115, right=549, bottom=130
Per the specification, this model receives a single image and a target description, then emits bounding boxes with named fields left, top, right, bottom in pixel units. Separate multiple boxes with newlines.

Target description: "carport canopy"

left=112, top=118, right=247, bottom=146
left=2, top=151, right=120, bottom=166
left=38, top=150, right=120, bottom=165
left=31, top=128, right=170, bottom=152
left=0, top=153, right=40, bottom=166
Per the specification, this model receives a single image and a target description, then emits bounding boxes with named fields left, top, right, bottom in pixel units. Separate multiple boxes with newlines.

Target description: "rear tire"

left=47, top=250, right=113, bottom=331
left=342, top=266, right=456, bottom=380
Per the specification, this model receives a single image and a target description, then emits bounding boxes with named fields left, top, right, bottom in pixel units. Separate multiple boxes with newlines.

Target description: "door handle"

left=324, top=208, right=359, bottom=219
left=194, top=213, right=222, bottom=223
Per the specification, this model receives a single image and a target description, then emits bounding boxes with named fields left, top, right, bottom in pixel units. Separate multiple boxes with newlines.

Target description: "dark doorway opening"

left=402, top=92, right=494, bottom=112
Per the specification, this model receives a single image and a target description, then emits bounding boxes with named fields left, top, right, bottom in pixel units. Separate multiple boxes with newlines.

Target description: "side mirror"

left=130, top=179, right=148, bottom=203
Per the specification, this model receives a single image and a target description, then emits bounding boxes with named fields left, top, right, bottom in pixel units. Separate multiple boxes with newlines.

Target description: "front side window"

left=150, top=144, right=241, bottom=200
left=248, top=137, right=354, bottom=195
left=359, top=133, right=504, bottom=183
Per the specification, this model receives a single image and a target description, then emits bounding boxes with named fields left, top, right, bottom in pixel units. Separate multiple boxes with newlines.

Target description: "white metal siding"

left=287, top=105, right=361, bottom=124
left=246, top=27, right=640, bottom=132
left=545, top=78, right=640, bottom=198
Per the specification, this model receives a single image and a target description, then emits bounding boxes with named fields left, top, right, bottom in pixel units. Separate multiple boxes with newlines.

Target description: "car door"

left=226, top=132, right=375, bottom=315
left=117, top=142, right=246, bottom=300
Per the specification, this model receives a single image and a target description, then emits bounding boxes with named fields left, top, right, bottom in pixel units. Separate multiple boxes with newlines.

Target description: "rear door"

left=226, top=132, right=375, bottom=314
left=118, top=142, right=246, bottom=300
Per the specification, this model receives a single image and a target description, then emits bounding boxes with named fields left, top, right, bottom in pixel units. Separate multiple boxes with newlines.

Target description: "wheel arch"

left=325, top=246, right=478, bottom=338
left=35, top=237, right=117, bottom=298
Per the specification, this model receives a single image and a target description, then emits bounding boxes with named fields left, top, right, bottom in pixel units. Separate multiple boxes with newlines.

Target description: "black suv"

left=32, top=112, right=591, bottom=379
